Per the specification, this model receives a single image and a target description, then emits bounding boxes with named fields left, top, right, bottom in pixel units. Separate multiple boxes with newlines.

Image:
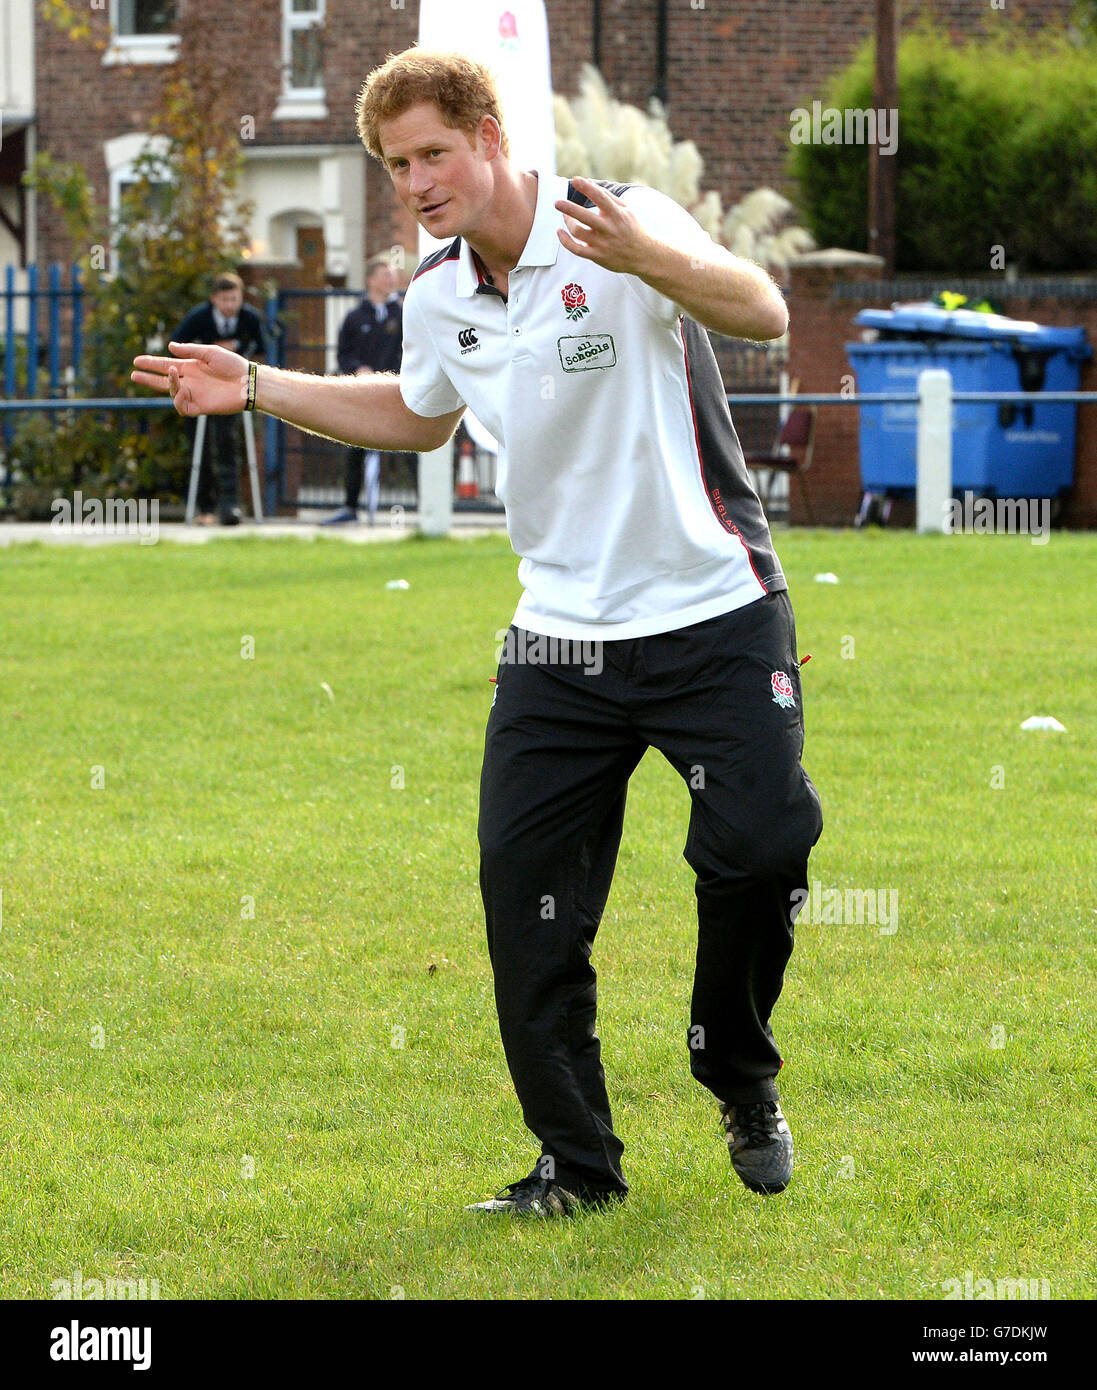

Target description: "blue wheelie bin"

left=846, top=305, right=1091, bottom=499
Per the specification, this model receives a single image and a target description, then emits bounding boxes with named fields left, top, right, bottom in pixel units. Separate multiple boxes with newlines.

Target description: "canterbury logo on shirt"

left=458, top=328, right=480, bottom=354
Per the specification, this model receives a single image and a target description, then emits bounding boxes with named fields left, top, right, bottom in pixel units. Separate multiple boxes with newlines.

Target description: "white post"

left=916, top=368, right=952, bottom=534
left=778, top=369, right=791, bottom=426
left=185, top=414, right=207, bottom=524
left=242, top=412, right=263, bottom=522
left=417, top=442, right=453, bottom=537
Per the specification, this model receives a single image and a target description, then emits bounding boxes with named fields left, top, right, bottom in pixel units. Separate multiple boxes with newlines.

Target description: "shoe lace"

left=726, top=1101, right=779, bottom=1147
left=495, top=1172, right=549, bottom=1202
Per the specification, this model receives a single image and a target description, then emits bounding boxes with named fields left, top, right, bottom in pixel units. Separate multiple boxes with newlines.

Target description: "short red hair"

left=355, top=47, right=510, bottom=162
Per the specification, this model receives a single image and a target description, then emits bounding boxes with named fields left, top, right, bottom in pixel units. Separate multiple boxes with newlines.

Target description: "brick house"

left=10, top=0, right=1080, bottom=285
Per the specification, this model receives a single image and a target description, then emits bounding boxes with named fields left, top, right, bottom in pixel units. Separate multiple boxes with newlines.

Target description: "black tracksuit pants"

left=477, top=590, right=823, bottom=1197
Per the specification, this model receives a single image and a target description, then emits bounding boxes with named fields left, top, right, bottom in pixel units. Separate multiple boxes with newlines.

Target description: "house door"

left=291, top=225, right=327, bottom=378
left=279, top=224, right=338, bottom=509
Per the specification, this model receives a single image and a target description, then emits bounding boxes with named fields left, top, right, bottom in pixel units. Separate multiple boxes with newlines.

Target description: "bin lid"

left=855, top=304, right=1090, bottom=353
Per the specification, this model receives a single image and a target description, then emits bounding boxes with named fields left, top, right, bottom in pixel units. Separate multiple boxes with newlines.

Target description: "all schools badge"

left=558, top=334, right=616, bottom=372
left=771, top=670, right=796, bottom=708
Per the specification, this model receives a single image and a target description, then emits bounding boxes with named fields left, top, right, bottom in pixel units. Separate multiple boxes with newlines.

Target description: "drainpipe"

left=651, top=0, right=668, bottom=107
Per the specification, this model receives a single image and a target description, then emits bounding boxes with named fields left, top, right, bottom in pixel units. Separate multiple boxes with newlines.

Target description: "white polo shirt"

left=399, top=170, right=787, bottom=640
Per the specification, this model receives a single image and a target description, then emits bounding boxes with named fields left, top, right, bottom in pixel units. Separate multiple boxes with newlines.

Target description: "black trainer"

left=720, top=1098, right=794, bottom=1194
left=465, top=1169, right=624, bottom=1218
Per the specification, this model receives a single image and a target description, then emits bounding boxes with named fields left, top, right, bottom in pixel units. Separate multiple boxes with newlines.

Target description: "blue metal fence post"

left=72, top=264, right=84, bottom=383
left=26, top=264, right=38, bottom=400
left=48, top=263, right=62, bottom=394
left=3, top=266, right=15, bottom=455
left=264, top=289, right=282, bottom=517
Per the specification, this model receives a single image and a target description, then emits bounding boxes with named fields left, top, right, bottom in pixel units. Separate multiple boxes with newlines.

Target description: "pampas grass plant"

left=554, top=65, right=814, bottom=279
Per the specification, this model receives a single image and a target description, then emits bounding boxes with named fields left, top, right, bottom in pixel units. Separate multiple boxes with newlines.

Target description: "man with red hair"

left=133, top=47, right=823, bottom=1220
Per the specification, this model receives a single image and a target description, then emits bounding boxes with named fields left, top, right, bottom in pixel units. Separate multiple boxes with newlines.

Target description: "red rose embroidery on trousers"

left=771, top=670, right=796, bottom=708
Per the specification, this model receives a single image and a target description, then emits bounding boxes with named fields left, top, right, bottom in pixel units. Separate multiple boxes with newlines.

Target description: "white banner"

left=416, top=0, right=555, bottom=207
left=416, top=0, right=555, bottom=460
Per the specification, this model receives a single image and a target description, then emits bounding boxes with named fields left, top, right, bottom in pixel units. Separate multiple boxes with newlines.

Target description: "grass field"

left=0, top=527, right=1093, bottom=1301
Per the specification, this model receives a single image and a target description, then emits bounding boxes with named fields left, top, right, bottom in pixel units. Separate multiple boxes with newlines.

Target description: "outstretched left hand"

left=554, top=176, right=654, bottom=277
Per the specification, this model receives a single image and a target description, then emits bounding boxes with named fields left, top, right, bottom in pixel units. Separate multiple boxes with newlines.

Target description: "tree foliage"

left=10, top=4, right=255, bottom=515
left=788, top=16, right=1097, bottom=273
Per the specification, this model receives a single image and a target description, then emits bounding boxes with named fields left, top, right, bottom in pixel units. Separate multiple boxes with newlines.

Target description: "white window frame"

left=104, top=133, right=172, bottom=275
left=272, top=0, right=328, bottom=122
left=103, top=0, right=180, bottom=66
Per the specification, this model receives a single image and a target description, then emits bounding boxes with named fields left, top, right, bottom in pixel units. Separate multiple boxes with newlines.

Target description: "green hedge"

left=788, top=20, right=1097, bottom=273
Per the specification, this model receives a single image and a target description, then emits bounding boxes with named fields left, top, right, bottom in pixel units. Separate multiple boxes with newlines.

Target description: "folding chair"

left=744, top=401, right=818, bottom=524
left=185, top=413, right=264, bottom=524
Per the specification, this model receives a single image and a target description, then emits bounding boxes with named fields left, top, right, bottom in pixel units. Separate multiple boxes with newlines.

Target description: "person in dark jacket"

left=324, top=255, right=404, bottom=525
left=173, top=273, right=266, bottom=524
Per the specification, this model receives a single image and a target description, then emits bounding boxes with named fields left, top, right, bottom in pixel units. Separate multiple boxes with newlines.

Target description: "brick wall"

left=35, top=7, right=176, bottom=270
left=785, top=256, right=1097, bottom=528
left=34, top=0, right=1081, bottom=274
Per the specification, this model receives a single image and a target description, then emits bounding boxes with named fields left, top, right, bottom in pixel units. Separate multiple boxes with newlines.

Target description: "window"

left=289, top=0, right=323, bottom=90
left=116, top=1, right=175, bottom=36
left=104, top=134, right=172, bottom=273
left=116, top=178, right=173, bottom=223
left=273, top=0, right=328, bottom=121
left=104, top=0, right=179, bottom=65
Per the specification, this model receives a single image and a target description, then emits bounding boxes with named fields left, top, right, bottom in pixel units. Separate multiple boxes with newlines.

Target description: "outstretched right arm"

left=130, top=341, right=465, bottom=454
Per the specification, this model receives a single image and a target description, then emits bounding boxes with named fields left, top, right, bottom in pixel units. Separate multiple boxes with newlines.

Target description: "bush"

left=0, top=335, right=34, bottom=393
left=7, top=409, right=188, bottom=520
left=788, top=19, right=1097, bottom=273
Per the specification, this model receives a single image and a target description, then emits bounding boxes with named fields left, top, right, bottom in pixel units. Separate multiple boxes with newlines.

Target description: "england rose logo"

left=771, top=670, right=796, bottom=709
left=562, top=282, right=589, bottom=321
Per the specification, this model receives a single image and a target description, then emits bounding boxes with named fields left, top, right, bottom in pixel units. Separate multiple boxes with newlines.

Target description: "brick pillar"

left=1064, top=345, right=1097, bottom=528
left=786, top=250, right=884, bottom=526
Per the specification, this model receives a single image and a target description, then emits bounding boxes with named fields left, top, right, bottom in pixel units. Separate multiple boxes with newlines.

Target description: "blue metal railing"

left=4, top=391, right=1094, bottom=415
left=3, top=386, right=1095, bottom=518
left=2, top=263, right=85, bottom=456
left=724, top=393, right=1097, bottom=405
left=0, top=398, right=178, bottom=412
